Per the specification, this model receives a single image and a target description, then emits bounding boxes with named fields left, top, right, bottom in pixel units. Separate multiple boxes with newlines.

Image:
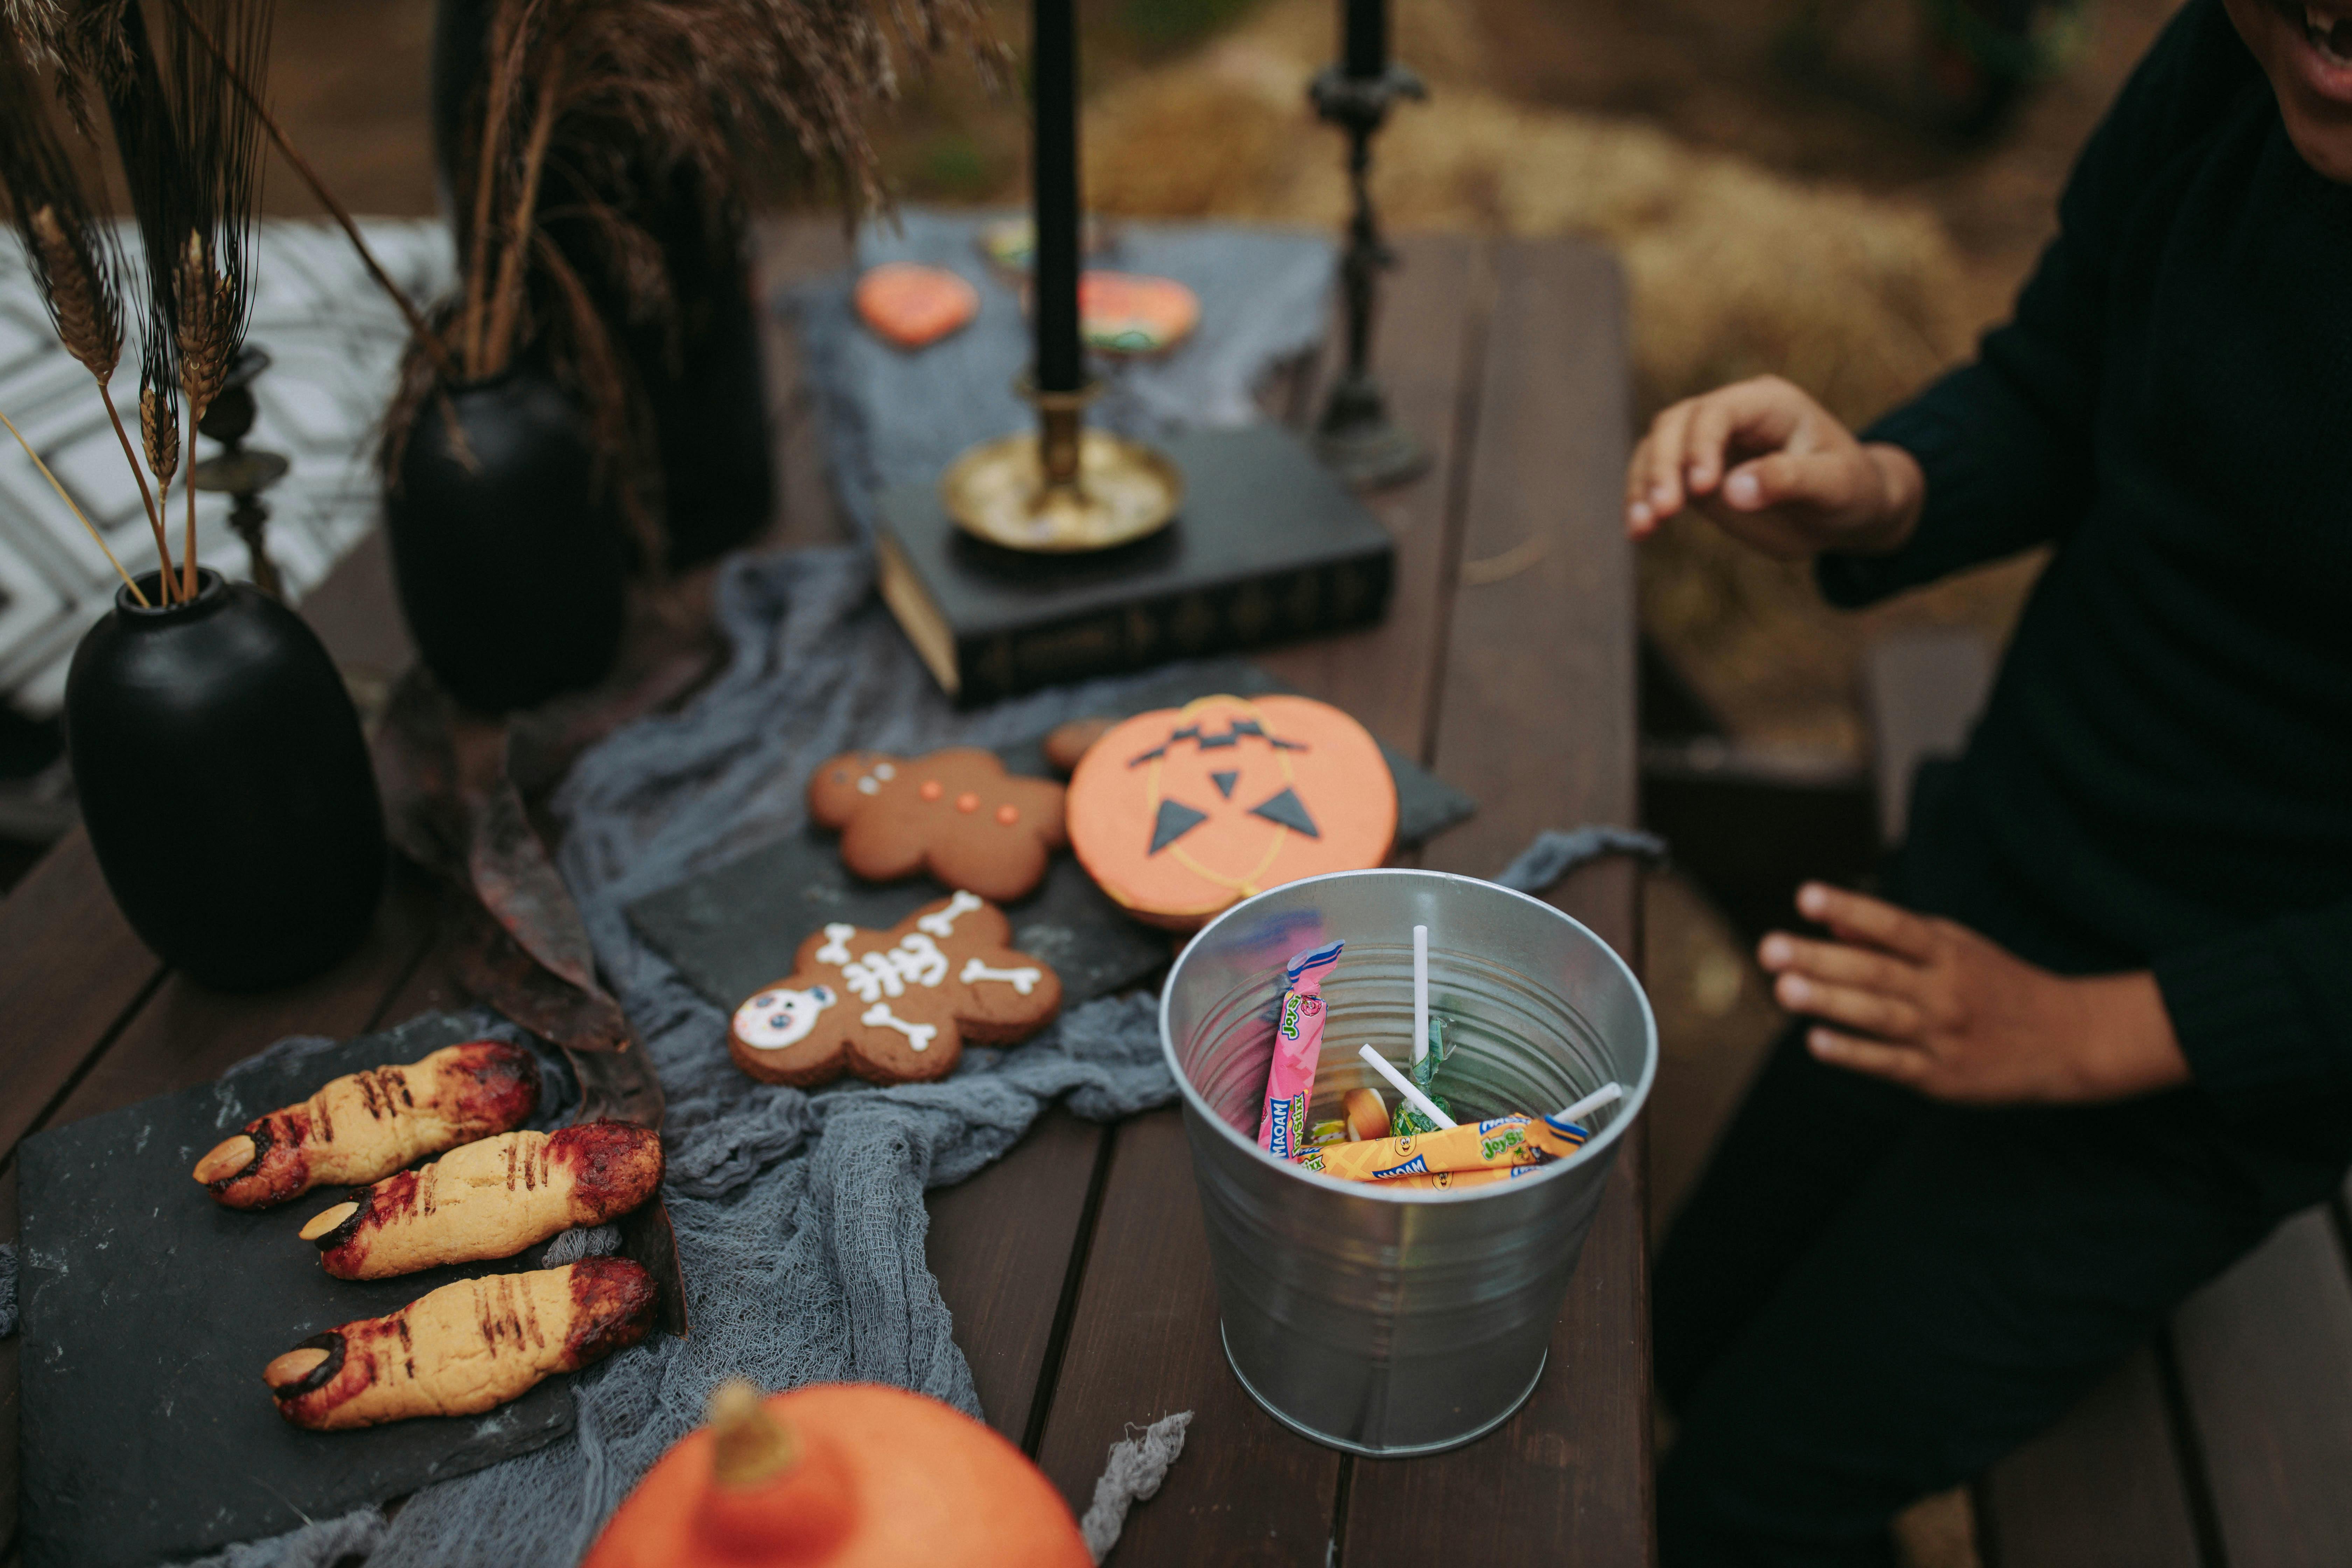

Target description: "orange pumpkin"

left=1066, top=694, right=1398, bottom=930
left=582, top=1381, right=1091, bottom=1568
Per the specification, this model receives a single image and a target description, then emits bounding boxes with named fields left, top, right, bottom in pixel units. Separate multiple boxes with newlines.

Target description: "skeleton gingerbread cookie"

left=727, top=892, right=1063, bottom=1087
left=807, top=748, right=1067, bottom=903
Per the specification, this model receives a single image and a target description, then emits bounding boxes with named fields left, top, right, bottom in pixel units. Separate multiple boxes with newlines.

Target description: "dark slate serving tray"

left=627, top=658, right=1476, bottom=1016
left=17, top=1013, right=588, bottom=1568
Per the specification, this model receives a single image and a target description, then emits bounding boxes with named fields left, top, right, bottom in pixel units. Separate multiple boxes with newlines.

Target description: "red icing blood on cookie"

left=996, top=804, right=1020, bottom=826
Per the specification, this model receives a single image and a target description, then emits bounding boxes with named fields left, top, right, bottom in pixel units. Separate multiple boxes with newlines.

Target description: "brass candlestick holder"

left=940, top=382, right=1182, bottom=553
left=189, top=345, right=290, bottom=599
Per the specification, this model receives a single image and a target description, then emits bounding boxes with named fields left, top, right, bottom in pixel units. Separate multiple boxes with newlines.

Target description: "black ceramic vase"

left=431, top=0, right=775, bottom=572
left=65, top=570, right=387, bottom=991
left=384, top=368, right=629, bottom=713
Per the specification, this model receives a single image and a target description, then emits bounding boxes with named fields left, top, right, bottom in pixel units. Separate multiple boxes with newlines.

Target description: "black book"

left=875, top=425, right=1395, bottom=704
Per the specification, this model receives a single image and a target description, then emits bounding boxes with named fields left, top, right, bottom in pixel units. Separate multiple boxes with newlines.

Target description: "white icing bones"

left=834, top=931, right=950, bottom=1002
left=734, top=983, right=838, bottom=1051
left=813, top=923, right=857, bottom=965
left=959, top=957, right=1042, bottom=995
left=916, top=890, right=985, bottom=939
left=861, top=1003, right=939, bottom=1053
left=764, top=897, right=1031, bottom=1060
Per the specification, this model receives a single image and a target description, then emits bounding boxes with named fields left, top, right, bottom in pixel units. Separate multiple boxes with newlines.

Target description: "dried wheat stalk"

left=416, top=0, right=997, bottom=539
left=157, top=0, right=457, bottom=383
left=0, top=402, right=146, bottom=603
left=0, top=17, right=177, bottom=590
left=117, top=0, right=269, bottom=601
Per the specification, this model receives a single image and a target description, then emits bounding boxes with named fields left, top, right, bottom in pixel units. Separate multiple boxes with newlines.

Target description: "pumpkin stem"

left=708, top=1379, right=799, bottom=1489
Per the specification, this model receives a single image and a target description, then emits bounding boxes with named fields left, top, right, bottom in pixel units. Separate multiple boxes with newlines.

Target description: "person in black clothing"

left=1623, top=1, right=2352, bottom=1561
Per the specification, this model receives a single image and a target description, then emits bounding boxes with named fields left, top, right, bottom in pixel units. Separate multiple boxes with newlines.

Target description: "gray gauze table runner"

left=177, top=216, right=1340, bottom=1566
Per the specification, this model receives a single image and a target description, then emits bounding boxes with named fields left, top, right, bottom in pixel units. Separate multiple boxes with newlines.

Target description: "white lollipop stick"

left=1555, top=1083, right=1626, bottom=1128
left=1358, top=1043, right=1457, bottom=1130
left=1411, top=924, right=1429, bottom=1065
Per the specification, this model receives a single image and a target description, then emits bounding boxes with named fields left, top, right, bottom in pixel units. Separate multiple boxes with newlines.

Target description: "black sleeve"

left=2155, top=900, right=2352, bottom=1108
left=1816, top=0, right=2254, bottom=607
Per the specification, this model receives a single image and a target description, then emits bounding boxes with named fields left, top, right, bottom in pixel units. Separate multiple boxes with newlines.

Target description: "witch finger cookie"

left=728, top=893, right=1063, bottom=1087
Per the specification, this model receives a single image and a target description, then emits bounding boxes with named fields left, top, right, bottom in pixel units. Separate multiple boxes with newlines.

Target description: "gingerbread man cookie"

left=727, top=892, right=1063, bottom=1087
left=807, top=747, right=1068, bottom=903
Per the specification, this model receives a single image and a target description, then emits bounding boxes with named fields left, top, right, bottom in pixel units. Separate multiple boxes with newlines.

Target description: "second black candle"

left=1032, top=0, right=1083, bottom=394
left=1342, top=0, right=1387, bottom=80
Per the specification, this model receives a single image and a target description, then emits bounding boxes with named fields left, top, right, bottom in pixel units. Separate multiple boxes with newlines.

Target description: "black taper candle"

left=1032, top=0, right=1083, bottom=394
left=1342, top=0, right=1386, bottom=80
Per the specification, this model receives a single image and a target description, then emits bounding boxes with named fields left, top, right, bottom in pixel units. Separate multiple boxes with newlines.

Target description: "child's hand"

left=1624, top=376, right=1925, bottom=560
left=1757, top=883, right=2191, bottom=1105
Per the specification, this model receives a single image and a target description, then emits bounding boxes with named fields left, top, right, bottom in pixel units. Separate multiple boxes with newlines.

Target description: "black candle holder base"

left=1309, top=62, right=1428, bottom=493
left=1314, top=373, right=1429, bottom=490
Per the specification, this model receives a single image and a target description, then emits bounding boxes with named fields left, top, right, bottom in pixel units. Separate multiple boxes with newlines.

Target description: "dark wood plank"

left=0, top=1162, right=19, bottom=1555
left=2171, top=1207, right=2352, bottom=1568
left=1418, top=234, right=1637, bottom=884
left=1346, top=236, right=1648, bottom=1562
left=0, top=830, right=163, bottom=1155
left=41, top=862, right=438, bottom=1132
left=1976, top=1344, right=2203, bottom=1568
left=1032, top=1107, right=1343, bottom=1565
left=924, top=1108, right=1105, bottom=1443
left=297, top=526, right=414, bottom=682
left=1255, top=234, right=1484, bottom=758
left=1863, top=627, right=1993, bottom=845
left=752, top=218, right=854, bottom=552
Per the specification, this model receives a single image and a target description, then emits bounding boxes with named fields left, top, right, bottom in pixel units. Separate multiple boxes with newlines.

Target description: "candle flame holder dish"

left=940, top=382, right=1183, bottom=554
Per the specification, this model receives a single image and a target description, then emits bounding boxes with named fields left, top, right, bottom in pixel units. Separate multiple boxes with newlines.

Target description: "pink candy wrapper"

left=1256, top=940, right=1345, bottom=1157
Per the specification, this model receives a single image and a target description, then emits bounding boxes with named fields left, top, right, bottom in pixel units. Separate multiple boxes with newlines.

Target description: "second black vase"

left=431, top=0, right=775, bottom=572
left=384, top=368, right=629, bottom=714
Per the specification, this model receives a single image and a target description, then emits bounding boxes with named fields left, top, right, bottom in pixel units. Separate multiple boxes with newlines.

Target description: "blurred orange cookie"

left=855, top=262, right=980, bottom=349
left=1079, top=272, right=1198, bottom=357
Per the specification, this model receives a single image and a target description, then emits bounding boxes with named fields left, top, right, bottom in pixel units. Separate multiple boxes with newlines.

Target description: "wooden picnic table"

left=0, top=219, right=1647, bottom=1565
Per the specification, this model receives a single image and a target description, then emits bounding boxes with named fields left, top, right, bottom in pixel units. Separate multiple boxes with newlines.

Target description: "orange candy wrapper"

left=1292, top=1111, right=1591, bottom=1184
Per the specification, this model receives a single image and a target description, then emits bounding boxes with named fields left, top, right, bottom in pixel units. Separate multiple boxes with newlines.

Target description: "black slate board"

left=17, top=1013, right=589, bottom=1568
left=626, top=659, right=1475, bottom=1016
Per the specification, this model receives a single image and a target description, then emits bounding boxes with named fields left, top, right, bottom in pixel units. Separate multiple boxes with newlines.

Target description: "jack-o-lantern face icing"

left=1066, top=695, right=1398, bottom=930
left=726, top=894, right=1063, bottom=1087
left=807, top=747, right=1068, bottom=904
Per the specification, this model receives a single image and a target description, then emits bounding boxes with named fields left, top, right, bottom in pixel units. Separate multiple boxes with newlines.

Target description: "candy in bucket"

left=1255, top=940, right=1345, bottom=1157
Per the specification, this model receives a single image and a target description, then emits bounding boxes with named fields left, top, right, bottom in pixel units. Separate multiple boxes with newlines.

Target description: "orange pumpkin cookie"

left=727, top=894, right=1062, bottom=1087
left=1067, top=694, right=1398, bottom=930
left=808, top=748, right=1067, bottom=903
left=1079, top=271, right=1199, bottom=357
left=853, top=262, right=979, bottom=350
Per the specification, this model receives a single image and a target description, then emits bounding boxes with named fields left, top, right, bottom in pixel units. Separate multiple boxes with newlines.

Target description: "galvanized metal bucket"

left=1159, top=868, right=1657, bottom=1456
